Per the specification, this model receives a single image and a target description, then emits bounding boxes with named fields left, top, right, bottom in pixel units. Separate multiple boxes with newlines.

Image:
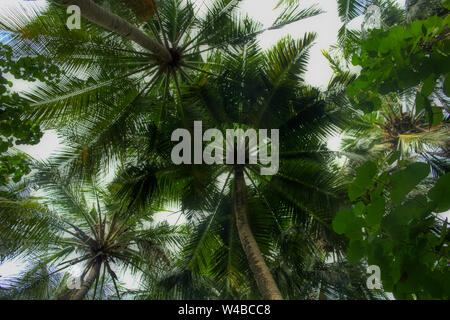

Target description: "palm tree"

left=0, top=162, right=182, bottom=300
left=109, top=35, right=358, bottom=299
left=0, top=259, right=121, bottom=300
left=57, top=0, right=170, bottom=60
left=0, top=0, right=323, bottom=182
left=0, top=1, right=339, bottom=299
left=0, top=0, right=322, bottom=118
left=340, top=97, right=449, bottom=175
left=0, top=261, right=68, bottom=300
left=0, top=0, right=385, bottom=300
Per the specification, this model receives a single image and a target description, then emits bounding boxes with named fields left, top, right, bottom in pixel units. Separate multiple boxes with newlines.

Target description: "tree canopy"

left=0, top=0, right=448, bottom=301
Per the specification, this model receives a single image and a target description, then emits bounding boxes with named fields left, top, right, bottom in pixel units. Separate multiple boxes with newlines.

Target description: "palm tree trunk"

left=233, top=166, right=283, bottom=300
left=58, top=262, right=101, bottom=300
left=57, top=0, right=171, bottom=61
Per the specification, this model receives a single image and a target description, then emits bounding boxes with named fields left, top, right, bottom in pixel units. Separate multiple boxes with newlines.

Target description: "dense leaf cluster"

left=333, top=160, right=449, bottom=299
left=0, top=0, right=449, bottom=300
left=0, top=43, right=62, bottom=183
left=348, top=14, right=450, bottom=126
left=331, top=7, right=450, bottom=299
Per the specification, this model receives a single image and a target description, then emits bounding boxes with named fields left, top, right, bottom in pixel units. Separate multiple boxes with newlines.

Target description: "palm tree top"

left=0, top=162, right=182, bottom=299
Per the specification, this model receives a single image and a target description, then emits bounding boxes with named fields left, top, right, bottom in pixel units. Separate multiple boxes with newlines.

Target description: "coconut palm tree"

left=0, top=0, right=323, bottom=181
left=0, top=261, right=69, bottom=300
left=105, top=34, right=362, bottom=299
left=0, top=0, right=385, bottom=300
left=338, top=94, right=450, bottom=177
left=0, top=258, right=122, bottom=300
left=0, top=1, right=342, bottom=299
left=0, top=0, right=323, bottom=118
left=0, top=162, right=182, bottom=300
left=324, top=72, right=449, bottom=179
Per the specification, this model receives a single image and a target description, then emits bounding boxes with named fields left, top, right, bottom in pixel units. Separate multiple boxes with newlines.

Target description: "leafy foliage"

left=1, top=0, right=449, bottom=301
left=335, top=0, right=405, bottom=59
left=347, top=15, right=450, bottom=124
left=0, top=43, right=62, bottom=184
left=328, top=0, right=450, bottom=300
left=333, top=160, right=450, bottom=299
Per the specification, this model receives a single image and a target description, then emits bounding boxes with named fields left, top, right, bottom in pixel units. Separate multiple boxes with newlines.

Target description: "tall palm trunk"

left=233, top=166, right=283, bottom=300
left=58, top=262, right=101, bottom=300
left=57, top=0, right=171, bottom=61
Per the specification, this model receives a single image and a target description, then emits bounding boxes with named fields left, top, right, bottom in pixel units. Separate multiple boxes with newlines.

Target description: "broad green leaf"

left=428, top=172, right=450, bottom=212
left=351, top=54, right=361, bottom=66
left=384, top=224, right=409, bottom=241
left=345, top=216, right=365, bottom=240
left=347, top=240, right=366, bottom=264
left=348, top=161, right=377, bottom=201
left=391, top=259, right=402, bottom=283
left=443, top=0, right=450, bottom=10
left=354, top=201, right=365, bottom=216
left=332, top=209, right=353, bottom=234
left=366, top=197, right=385, bottom=227
left=389, top=196, right=429, bottom=225
left=332, top=209, right=364, bottom=239
left=415, top=93, right=425, bottom=113
left=421, top=74, right=437, bottom=97
left=390, top=163, right=430, bottom=204
left=432, top=107, right=444, bottom=126
left=387, top=151, right=400, bottom=165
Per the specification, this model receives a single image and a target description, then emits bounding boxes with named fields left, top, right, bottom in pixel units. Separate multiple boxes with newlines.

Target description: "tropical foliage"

left=0, top=43, right=62, bottom=184
left=0, top=162, right=181, bottom=300
left=333, top=160, right=449, bottom=299
left=328, top=0, right=450, bottom=300
left=0, top=0, right=448, bottom=301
